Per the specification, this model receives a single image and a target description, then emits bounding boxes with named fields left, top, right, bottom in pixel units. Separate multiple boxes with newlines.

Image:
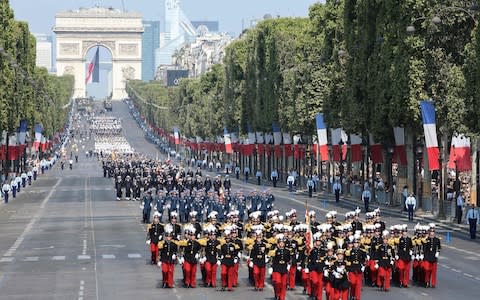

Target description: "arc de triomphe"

left=54, top=7, right=143, bottom=100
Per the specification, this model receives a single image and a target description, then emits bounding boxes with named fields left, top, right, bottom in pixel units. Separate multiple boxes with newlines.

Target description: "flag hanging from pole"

left=33, top=124, right=42, bottom=151
left=393, top=127, right=408, bottom=165
left=85, top=47, right=100, bottom=84
left=448, top=133, right=472, bottom=171
left=18, top=119, right=28, bottom=145
left=420, top=101, right=440, bottom=171
left=173, top=127, right=180, bottom=145
left=350, top=134, right=363, bottom=162
left=315, top=114, right=329, bottom=161
left=224, top=127, right=233, bottom=154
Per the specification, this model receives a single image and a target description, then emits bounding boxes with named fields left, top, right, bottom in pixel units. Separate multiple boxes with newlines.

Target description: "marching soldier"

left=158, top=224, right=178, bottom=288
left=198, top=224, right=221, bottom=288
left=395, top=224, right=413, bottom=288
left=330, top=249, right=349, bottom=300
left=248, top=228, right=269, bottom=291
left=219, top=226, right=241, bottom=291
left=423, top=223, right=441, bottom=288
left=268, top=234, right=291, bottom=300
left=346, top=235, right=367, bottom=300
left=375, top=230, right=395, bottom=291
left=307, top=233, right=326, bottom=300
left=177, top=225, right=202, bottom=288
left=2, top=180, right=10, bottom=204
left=146, top=212, right=163, bottom=265
left=141, top=191, right=153, bottom=224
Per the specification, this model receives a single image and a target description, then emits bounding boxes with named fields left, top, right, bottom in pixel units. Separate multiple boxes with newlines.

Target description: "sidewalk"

left=223, top=172, right=474, bottom=235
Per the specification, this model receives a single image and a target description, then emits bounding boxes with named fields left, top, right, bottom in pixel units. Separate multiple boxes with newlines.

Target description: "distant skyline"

left=10, top=0, right=321, bottom=36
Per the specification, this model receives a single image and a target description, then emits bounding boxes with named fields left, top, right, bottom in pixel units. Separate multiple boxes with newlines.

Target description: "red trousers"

left=423, top=261, right=438, bottom=287
left=396, top=259, right=411, bottom=286
left=309, top=271, right=323, bottom=300
left=325, top=281, right=333, bottom=300
left=221, top=264, right=236, bottom=289
left=288, top=265, right=296, bottom=288
left=348, top=271, right=363, bottom=300
left=204, top=261, right=218, bottom=287
left=302, top=270, right=311, bottom=295
left=183, top=261, right=197, bottom=287
left=253, top=265, right=266, bottom=288
left=161, top=262, right=175, bottom=287
left=233, top=262, right=239, bottom=285
left=150, top=243, right=159, bottom=262
left=272, top=272, right=288, bottom=300
left=377, top=267, right=391, bottom=290
left=368, top=260, right=377, bottom=284
left=333, top=288, right=349, bottom=300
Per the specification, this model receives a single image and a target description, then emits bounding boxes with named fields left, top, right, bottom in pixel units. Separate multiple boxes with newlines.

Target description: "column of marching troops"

left=102, top=155, right=441, bottom=300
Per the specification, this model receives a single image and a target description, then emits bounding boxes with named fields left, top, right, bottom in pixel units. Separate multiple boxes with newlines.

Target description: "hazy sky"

left=10, top=0, right=321, bottom=36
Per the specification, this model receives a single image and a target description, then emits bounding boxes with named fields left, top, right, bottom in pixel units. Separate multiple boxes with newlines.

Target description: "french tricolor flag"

left=420, top=101, right=440, bottom=171
left=393, top=127, right=408, bottom=165
left=85, top=47, right=100, bottom=84
left=173, top=127, right=180, bottom=145
left=18, top=119, right=28, bottom=145
left=350, top=134, right=363, bottom=162
left=448, top=134, right=472, bottom=171
left=224, top=127, right=233, bottom=154
left=315, top=114, right=329, bottom=161
left=33, top=123, right=42, bottom=151
left=272, top=123, right=282, bottom=158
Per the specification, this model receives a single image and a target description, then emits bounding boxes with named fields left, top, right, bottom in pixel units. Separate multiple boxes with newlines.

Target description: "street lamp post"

left=387, top=146, right=395, bottom=205
left=416, top=143, right=424, bottom=210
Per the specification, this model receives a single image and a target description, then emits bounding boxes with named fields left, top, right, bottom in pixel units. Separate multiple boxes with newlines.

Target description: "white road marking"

left=3, top=179, right=61, bottom=257
left=78, top=255, right=91, bottom=260
left=421, top=292, right=429, bottom=296
left=52, top=256, right=66, bottom=261
left=128, top=253, right=142, bottom=258
left=78, top=280, right=85, bottom=300
left=33, top=246, right=54, bottom=250
left=475, top=277, right=480, bottom=281
left=102, top=254, right=115, bottom=259
left=23, top=257, right=39, bottom=262
left=451, top=268, right=461, bottom=273
left=0, top=257, right=14, bottom=263
left=98, top=244, right=125, bottom=248
left=464, top=273, right=474, bottom=278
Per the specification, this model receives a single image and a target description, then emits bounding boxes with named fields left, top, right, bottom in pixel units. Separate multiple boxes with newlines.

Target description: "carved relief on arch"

left=63, top=66, right=75, bottom=75
left=122, top=66, right=135, bottom=80
left=82, top=40, right=116, bottom=56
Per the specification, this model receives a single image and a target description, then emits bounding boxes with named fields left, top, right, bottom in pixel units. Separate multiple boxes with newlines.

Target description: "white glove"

left=409, top=250, right=413, bottom=256
left=390, top=260, right=394, bottom=265
left=146, top=240, right=151, bottom=245
left=159, top=236, right=163, bottom=241
left=237, top=252, right=242, bottom=258
left=249, top=261, right=254, bottom=268
left=361, top=266, right=365, bottom=272
left=374, top=264, right=379, bottom=269
left=157, top=261, right=162, bottom=267
left=395, top=255, right=399, bottom=260
left=304, top=268, right=309, bottom=273
left=265, top=257, right=270, bottom=263
left=179, top=257, right=184, bottom=265
left=297, top=266, right=302, bottom=271
left=366, top=255, right=370, bottom=261
left=217, top=260, right=221, bottom=266
left=195, top=253, right=200, bottom=260
left=287, top=264, right=291, bottom=271
left=172, top=254, right=177, bottom=260
left=334, top=272, right=342, bottom=279
left=419, top=254, right=424, bottom=260
left=411, top=255, right=415, bottom=261
left=268, top=267, right=273, bottom=275
left=435, top=252, right=439, bottom=258
left=324, top=270, right=329, bottom=277
left=324, top=260, right=330, bottom=266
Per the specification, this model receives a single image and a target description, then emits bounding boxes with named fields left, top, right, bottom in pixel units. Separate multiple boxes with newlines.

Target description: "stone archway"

left=54, top=7, right=143, bottom=100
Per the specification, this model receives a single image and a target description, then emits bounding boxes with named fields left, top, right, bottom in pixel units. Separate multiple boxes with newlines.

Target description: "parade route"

left=0, top=100, right=478, bottom=300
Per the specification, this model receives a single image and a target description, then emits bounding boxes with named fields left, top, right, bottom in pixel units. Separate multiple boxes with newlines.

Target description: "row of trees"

left=0, top=0, right=74, bottom=139
left=128, top=0, right=479, bottom=145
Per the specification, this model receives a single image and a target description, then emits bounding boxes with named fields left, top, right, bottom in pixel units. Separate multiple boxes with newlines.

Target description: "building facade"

left=34, top=34, right=53, bottom=71
left=142, top=20, right=160, bottom=81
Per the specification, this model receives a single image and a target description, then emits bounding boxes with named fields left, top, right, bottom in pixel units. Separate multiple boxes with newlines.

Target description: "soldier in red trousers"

left=268, top=234, right=291, bottom=300
left=346, top=235, right=367, bottom=300
left=423, top=223, right=441, bottom=288
left=249, top=229, right=269, bottom=291
left=158, top=224, right=178, bottom=288
left=177, top=224, right=202, bottom=288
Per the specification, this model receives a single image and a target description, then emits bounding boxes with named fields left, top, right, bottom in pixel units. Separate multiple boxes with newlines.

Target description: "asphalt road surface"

left=0, top=100, right=478, bottom=300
